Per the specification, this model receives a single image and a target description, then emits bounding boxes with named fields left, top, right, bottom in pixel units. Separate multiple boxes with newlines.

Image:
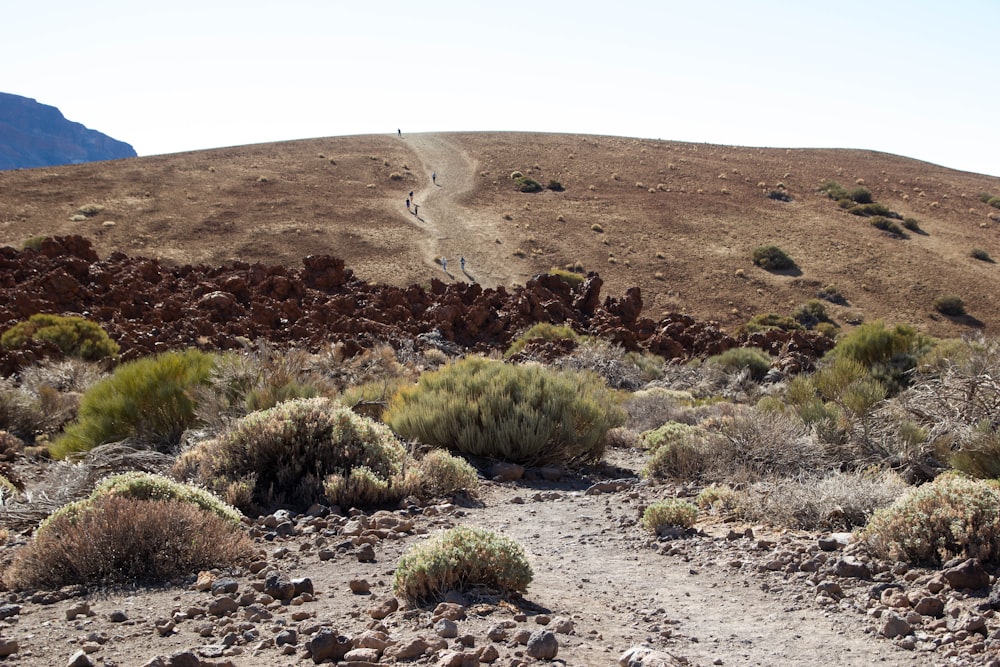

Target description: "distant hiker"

left=397, top=128, right=401, bottom=137
left=409, top=190, right=414, bottom=200
left=460, top=256, right=466, bottom=272
left=432, top=172, right=437, bottom=185
left=414, top=203, right=419, bottom=216
left=441, top=257, right=447, bottom=272
left=406, top=198, right=410, bottom=211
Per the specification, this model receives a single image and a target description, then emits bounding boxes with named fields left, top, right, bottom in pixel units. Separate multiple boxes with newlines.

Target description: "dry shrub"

left=393, top=527, right=532, bottom=605
left=711, top=406, right=829, bottom=481
left=4, top=496, right=253, bottom=590
left=738, top=470, right=907, bottom=530
left=859, top=475, right=1000, bottom=565
left=552, top=339, right=663, bottom=391
left=642, top=425, right=719, bottom=481
left=312, top=343, right=417, bottom=392
left=695, top=483, right=738, bottom=512
left=622, top=387, right=700, bottom=432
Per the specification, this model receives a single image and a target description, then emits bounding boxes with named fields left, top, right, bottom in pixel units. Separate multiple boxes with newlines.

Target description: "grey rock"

left=305, top=628, right=351, bottom=664
left=942, top=558, right=990, bottom=590
left=66, top=649, right=94, bottom=667
left=210, top=577, right=239, bottom=595
left=526, top=630, right=559, bottom=659
left=435, top=618, right=459, bottom=638
left=880, top=611, right=912, bottom=639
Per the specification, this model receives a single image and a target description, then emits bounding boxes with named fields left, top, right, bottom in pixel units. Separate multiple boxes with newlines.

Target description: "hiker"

left=406, top=198, right=410, bottom=212
left=432, top=172, right=436, bottom=185
left=414, top=203, right=419, bottom=216
left=409, top=190, right=414, bottom=200
left=460, top=256, right=466, bottom=272
left=441, top=257, right=447, bottom=272
left=397, top=128, right=401, bottom=137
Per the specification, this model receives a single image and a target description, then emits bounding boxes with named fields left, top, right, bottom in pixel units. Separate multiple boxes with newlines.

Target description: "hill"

left=0, top=92, right=136, bottom=170
left=0, top=131, right=998, bottom=337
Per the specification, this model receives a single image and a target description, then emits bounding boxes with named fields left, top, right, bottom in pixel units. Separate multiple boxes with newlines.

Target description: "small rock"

left=526, top=630, right=558, bottom=659
left=349, top=579, right=371, bottom=594
left=834, top=557, right=871, bottom=579
left=207, top=596, right=239, bottom=616
left=292, top=577, right=314, bottom=596
left=551, top=616, right=575, bottom=634
left=356, top=543, right=376, bottom=562
left=0, top=639, right=18, bottom=657
left=305, top=628, right=351, bottom=664
left=478, top=644, right=501, bottom=663
left=385, top=637, right=430, bottom=660
left=275, top=629, right=298, bottom=646
left=67, top=649, right=94, bottom=667
left=211, top=577, right=239, bottom=595
left=490, top=462, right=525, bottom=481
left=913, top=596, right=944, bottom=618
left=0, top=604, right=21, bottom=620
left=433, top=602, right=467, bottom=621
left=108, top=609, right=129, bottom=622
left=435, top=618, right=459, bottom=638
left=534, top=614, right=551, bottom=625
left=66, top=602, right=91, bottom=620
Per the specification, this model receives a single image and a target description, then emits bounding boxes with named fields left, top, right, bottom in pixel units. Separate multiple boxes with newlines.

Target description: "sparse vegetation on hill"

left=751, top=245, right=795, bottom=271
left=1, top=314, right=119, bottom=362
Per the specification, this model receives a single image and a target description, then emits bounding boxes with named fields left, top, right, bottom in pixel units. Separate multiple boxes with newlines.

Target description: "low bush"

left=393, top=526, right=532, bottom=604
left=751, top=245, right=795, bottom=271
left=415, top=449, right=480, bottom=497
left=50, top=349, right=216, bottom=458
left=738, top=312, right=803, bottom=334
left=706, top=347, right=772, bottom=381
left=176, top=397, right=411, bottom=513
left=767, top=189, right=792, bottom=202
left=949, top=421, right=1000, bottom=479
left=87, top=472, right=243, bottom=525
left=385, top=357, right=624, bottom=466
left=547, top=267, right=585, bottom=288
left=902, top=217, right=921, bottom=232
left=338, top=377, right=411, bottom=422
left=641, top=499, right=698, bottom=533
left=859, top=475, right=1000, bottom=565
left=972, top=248, right=994, bottom=262
left=819, top=180, right=850, bottom=200
left=547, top=180, right=565, bottom=192
left=642, top=425, right=719, bottom=480
left=849, top=202, right=897, bottom=218
left=695, top=483, right=738, bottom=512
left=870, top=216, right=905, bottom=236
left=933, top=295, right=966, bottom=316
left=849, top=186, right=873, bottom=204
left=1, top=314, right=119, bottom=362
left=3, top=495, right=253, bottom=590
left=623, top=388, right=698, bottom=432
left=552, top=338, right=663, bottom=391
left=832, top=321, right=931, bottom=394
left=794, top=299, right=834, bottom=329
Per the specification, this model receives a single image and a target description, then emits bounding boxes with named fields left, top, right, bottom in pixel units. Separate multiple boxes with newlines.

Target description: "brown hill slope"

left=1, top=131, right=998, bottom=337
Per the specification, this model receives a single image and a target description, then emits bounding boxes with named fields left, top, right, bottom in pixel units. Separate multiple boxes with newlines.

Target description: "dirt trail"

left=402, top=133, right=526, bottom=288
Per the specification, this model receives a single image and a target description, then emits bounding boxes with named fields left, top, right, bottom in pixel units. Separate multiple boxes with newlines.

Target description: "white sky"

left=5, top=0, right=999, bottom=176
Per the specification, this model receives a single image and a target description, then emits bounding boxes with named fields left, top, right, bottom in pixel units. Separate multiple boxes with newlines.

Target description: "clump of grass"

left=547, top=180, right=564, bottom=192
left=547, top=267, right=585, bottom=288
left=751, top=245, right=795, bottom=271
left=902, top=217, right=922, bottom=232
left=858, top=475, right=1000, bottom=565
left=393, top=526, right=532, bottom=604
left=738, top=312, right=803, bottom=334
left=590, top=223, right=604, bottom=233
left=869, top=216, right=904, bottom=236
left=414, top=449, right=480, bottom=497
left=514, top=176, right=543, bottom=193
left=706, top=347, right=772, bottom=381
left=971, top=248, right=994, bottom=262
left=641, top=499, right=698, bottom=533
left=76, top=204, right=105, bottom=217
left=505, top=323, right=580, bottom=359
left=695, top=484, right=738, bottom=512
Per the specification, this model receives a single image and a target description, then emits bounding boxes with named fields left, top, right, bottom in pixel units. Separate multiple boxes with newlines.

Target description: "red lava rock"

left=0, top=236, right=834, bottom=376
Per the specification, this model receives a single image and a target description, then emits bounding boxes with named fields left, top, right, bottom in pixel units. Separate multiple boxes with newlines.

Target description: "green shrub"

left=338, top=377, right=411, bottom=422
left=738, top=312, right=803, bottom=334
left=50, top=349, right=216, bottom=458
left=767, top=189, right=792, bottom=202
left=546, top=179, right=565, bottom=192
left=902, top=217, right=921, bottom=232
left=972, top=248, right=994, bottom=262
left=176, top=397, right=410, bottom=513
left=849, top=187, right=873, bottom=204
left=751, top=245, right=795, bottom=271
left=832, top=321, right=931, bottom=394
left=514, top=176, right=543, bottom=193
left=639, top=421, right=698, bottom=451
left=933, top=295, right=966, bottom=316
left=706, top=347, right=772, bottom=380
left=547, top=268, right=585, bottom=288
left=642, top=426, right=719, bottom=480
left=385, top=357, right=624, bottom=466
left=3, top=495, right=253, bottom=590
left=848, top=202, right=896, bottom=218
left=1, top=314, right=119, bottom=362
left=504, top=323, right=580, bottom=359
left=858, top=475, right=1000, bottom=565
left=76, top=204, right=105, bottom=217
left=22, top=236, right=46, bottom=251
left=695, top=484, right=738, bottom=511
left=819, top=180, right=850, bottom=200
left=979, top=193, right=993, bottom=204
left=415, top=449, right=480, bottom=497
left=393, top=526, right=532, bottom=604
left=869, top=216, right=904, bottom=235
left=641, top=499, right=698, bottom=533
left=794, top=299, right=833, bottom=329
left=989, top=197, right=1000, bottom=209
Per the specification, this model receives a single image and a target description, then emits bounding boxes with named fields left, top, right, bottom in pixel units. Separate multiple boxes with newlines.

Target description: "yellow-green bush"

left=3, top=495, right=253, bottom=590
left=50, top=349, right=216, bottom=458
left=858, top=475, right=1000, bottom=565
left=832, top=321, right=932, bottom=394
left=641, top=499, right=698, bottom=533
left=504, top=323, right=580, bottom=359
left=385, top=357, right=624, bottom=466
left=177, top=397, right=410, bottom=513
left=338, top=377, right=411, bottom=421
left=1, top=313, right=119, bottom=362
left=547, top=268, right=585, bottom=288
left=393, top=526, right=532, bottom=604
left=89, top=472, right=243, bottom=525
left=642, top=425, right=719, bottom=480
left=706, top=347, right=772, bottom=380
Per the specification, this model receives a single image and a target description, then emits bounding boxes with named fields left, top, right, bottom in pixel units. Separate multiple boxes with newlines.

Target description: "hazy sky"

left=6, top=1, right=999, bottom=176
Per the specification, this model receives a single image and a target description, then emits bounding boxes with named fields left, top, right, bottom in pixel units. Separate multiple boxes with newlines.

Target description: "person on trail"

left=406, top=198, right=410, bottom=212
left=441, top=257, right=447, bottom=273
left=432, top=172, right=436, bottom=185
left=397, top=128, right=401, bottom=137
left=413, top=203, right=419, bottom=216
left=460, top=256, right=466, bottom=272
left=409, top=190, right=414, bottom=200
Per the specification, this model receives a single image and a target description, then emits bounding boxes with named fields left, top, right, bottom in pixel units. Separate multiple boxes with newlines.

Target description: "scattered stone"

left=66, top=602, right=91, bottom=620
left=154, top=619, right=176, bottom=636
left=350, top=579, right=371, bottom=594
left=208, top=596, right=238, bottom=616
left=264, top=573, right=296, bottom=601
left=275, top=629, right=298, bottom=646
left=211, top=577, right=239, bottom=595
left=433, top=602, right=467, bottom=621
left=0, top=604, right=21, bottom=620
left=435, top=618, right=459, bottom=638
left=384, top=637, right=430, bottom=660
left=551, top=616, right=575, bottom=634
left=66, top=649, right=94, bottom=667
left=0, top=639, right=18, bottom=657
left=526, top=630, right=559, bottom=659
left=356, top=543, right=376, bottom=562
left=833, top=557, right=871, bottom=579
left=490, top=462, right=524, bottom=481
left=108, top=609, right=129, bottom=622
left=478, top=644, right=500, bottom=663
left=913, top=596, right=945, bottom=618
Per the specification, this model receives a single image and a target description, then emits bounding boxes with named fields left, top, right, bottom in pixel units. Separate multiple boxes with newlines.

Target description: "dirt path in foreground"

left=401, top=133, right=526, bottom=289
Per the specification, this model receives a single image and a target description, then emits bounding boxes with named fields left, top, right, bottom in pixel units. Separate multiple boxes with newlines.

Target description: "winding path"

left=402, top=133, right=525, bottom=288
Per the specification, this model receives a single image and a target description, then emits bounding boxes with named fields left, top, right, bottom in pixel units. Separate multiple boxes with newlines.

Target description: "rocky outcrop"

left=0, top=236, right=835, bottom=376
left=0, top=93, right=136, bottom=170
